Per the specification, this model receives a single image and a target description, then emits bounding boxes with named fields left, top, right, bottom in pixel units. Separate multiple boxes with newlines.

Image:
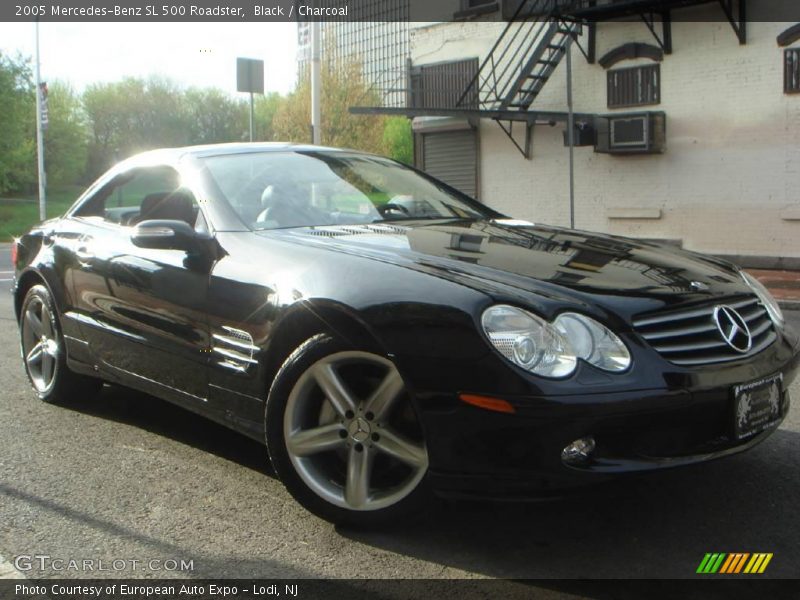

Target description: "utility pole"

left=310, top=21, right=321, bottom=145
left=565, top=30, right=575, bottom=230
left=34, top=20, right=46, bottom=221
left=249, top=91, right=254, bottom=142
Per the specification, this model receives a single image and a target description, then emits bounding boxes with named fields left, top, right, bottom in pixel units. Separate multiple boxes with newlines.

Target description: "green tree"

left=82, top=78, right=284, bottom=178
left=382, top=116, right=413, bottom=165
left=253, top=92, right=283, bottom=141
left=272, top=44, right=385, bottom=153
left=83, top=77, right=193, bottom=179
left=44, top=81, right=89, bottom=187
left=185, top=87, right=248, bottom=144
left=0, top=51, right=36, bottom=195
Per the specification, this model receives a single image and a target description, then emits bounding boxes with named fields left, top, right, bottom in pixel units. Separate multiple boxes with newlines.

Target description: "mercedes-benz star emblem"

left=347, top=417, right=371, bottom=443
left=713, top=305, right=752, bottom=353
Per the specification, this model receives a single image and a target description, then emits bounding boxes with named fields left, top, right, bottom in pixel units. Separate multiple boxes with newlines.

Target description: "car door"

left=68, top=164, right=210, bottom=403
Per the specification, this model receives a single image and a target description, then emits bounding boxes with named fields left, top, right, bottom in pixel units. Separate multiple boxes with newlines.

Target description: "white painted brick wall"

left=411, top=20, right=800, bottom=258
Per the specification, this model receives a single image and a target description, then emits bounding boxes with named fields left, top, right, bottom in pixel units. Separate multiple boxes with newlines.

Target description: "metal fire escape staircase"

left=349, top=1, right=749, bottom=158
left=456, top=0, right=589, bottom=158
left=499, top=22, right=575, bottom=111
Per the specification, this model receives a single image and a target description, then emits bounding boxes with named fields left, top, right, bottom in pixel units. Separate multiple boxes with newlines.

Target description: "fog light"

left=561, top=437, right=596, bottom=464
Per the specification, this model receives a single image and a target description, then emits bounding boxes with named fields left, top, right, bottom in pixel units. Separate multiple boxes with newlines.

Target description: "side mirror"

left=131, top=220, right=205, bottom=252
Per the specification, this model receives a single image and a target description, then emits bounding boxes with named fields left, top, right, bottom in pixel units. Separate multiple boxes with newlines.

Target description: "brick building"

left=346, top=1, right=800, bottom=266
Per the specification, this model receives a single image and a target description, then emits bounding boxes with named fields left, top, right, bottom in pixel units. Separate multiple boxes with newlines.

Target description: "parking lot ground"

left=1, top=243, right=799, bottom=584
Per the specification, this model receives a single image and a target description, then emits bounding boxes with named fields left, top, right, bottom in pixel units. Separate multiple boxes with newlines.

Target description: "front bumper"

left=412, top=332, right=800, bottom=500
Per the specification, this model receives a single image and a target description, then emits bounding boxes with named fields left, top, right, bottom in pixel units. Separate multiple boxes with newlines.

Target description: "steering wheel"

left=377, top=203, right=411, bottom=217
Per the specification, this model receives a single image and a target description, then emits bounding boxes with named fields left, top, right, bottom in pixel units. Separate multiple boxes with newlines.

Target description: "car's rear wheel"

left=266, top=334, right=430, bottom=526
left=20, top=284, right=102, bottom=404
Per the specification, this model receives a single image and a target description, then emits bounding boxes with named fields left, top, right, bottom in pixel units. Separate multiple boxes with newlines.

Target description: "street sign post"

left=236, top=57, right=264, bottom=142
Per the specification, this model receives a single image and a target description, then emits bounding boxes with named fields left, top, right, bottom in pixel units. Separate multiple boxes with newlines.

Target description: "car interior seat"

left=256, top=183, right=309, bottom=224
left=133, top=191, right=196, bottom=226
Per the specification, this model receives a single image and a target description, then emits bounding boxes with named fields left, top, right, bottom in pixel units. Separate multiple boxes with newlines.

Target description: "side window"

left=607, top=64, right=660, bottom=108
left=786, top=48, right=800, bottom=94
left=74, top=166, right=199, bottom=228
left=778, top=24, right=800, bottom=93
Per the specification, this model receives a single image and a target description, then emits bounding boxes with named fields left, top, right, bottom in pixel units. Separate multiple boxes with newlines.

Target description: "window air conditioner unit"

left=594, top=112, right=666, bottom=155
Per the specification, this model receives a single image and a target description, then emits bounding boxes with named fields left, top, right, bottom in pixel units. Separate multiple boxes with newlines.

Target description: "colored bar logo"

left=696, top=553, right=773, bottom=574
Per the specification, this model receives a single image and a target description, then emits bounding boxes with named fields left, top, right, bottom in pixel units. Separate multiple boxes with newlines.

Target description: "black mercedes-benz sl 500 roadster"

left=12, top=143, right=799, bottom=525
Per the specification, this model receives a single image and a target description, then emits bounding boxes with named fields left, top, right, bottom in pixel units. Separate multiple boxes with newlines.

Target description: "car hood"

left=264, top=219, right=747, bottom=317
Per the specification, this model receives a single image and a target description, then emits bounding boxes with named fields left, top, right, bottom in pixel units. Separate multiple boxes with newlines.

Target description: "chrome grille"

left=633, top=296, right=777, bottom=366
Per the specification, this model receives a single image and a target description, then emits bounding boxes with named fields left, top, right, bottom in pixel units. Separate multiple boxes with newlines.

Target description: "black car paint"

left=13, top=144, right=800, bottom=498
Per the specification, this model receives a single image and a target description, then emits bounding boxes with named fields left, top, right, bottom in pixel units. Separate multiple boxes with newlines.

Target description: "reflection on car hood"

left=265, top=219, right=746, bottom=311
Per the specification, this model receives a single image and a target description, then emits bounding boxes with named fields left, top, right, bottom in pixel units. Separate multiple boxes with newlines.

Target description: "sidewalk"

left=746, top=269, right=800, bottom=311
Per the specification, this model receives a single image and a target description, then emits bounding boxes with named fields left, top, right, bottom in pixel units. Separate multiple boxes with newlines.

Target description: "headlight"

left=553, top=312, right=632, bottom=372
left=741, top=271, right=784, bottom=328
left=481, top=305, right=631, bottom=378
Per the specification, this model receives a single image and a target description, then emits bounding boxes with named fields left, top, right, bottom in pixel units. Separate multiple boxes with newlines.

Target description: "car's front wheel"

left=19, top=284, right=102, bottom=404
left=266, top=334, right=430, bottom=526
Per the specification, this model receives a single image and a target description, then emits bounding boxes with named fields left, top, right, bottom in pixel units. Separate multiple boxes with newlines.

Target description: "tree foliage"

left=382, top=116, right=413, bottom=165
left=81, top=78, right=279, bottom=179
left=0, top=51, right=36, bottom=195
left=44, top=82, right=88, bottom=186
left=0, top=49, right=414, bottom=197
left=83, top=77, right=195, bottom=177
left=184, top=86, right=249, bottom=145
left=272, top=43, right=386, bottom=153
left=253, top=92, right=283, bottom=142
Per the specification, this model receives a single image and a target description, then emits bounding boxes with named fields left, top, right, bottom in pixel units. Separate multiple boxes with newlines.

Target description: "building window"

left=455, top=0, right=500, bottom=18
left=462, top=0, right=495, bottom=8
left=409, top=58, right=479, bottom=109
left=786, top=48, right=800, bottom=94
left=607, top=64, right=660, bottom=108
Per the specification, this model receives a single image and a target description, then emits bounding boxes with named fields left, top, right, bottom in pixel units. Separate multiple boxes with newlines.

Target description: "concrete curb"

left=780, top=301, right=800, bottom=311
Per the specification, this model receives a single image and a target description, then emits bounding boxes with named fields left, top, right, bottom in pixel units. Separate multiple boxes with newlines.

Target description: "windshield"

left=200, top=150, right=500, bottom=230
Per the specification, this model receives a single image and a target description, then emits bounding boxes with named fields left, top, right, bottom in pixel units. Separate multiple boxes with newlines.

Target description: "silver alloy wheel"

left=284, top=351, right=428, bottom=511
left=21, top=296, right=60, bottom=393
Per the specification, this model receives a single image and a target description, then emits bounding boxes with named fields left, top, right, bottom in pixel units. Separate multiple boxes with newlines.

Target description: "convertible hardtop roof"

left=137, top=142, right=355, bottom=162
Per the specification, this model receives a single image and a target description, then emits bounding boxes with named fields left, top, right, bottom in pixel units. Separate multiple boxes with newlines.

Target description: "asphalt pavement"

left=1, top=243, right=799, bottom=585
left=0, top=244, right=12, bottom=293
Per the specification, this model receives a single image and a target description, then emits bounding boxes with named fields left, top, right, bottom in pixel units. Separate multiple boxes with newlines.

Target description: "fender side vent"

left=212, top=326, right=258, bottom=373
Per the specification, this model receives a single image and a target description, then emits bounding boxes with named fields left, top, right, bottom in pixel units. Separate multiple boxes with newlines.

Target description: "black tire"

left=19, top=284, right=102, bottom=404
left=265, top=334, right=432, bottom=527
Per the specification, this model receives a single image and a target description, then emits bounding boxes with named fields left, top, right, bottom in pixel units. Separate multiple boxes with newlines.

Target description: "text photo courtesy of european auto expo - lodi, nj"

left=2, top=0, right=800, bottom=598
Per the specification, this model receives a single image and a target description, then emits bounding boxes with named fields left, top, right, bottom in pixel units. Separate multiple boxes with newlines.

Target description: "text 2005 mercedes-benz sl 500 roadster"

left=13, top=143, right=799, bottom=525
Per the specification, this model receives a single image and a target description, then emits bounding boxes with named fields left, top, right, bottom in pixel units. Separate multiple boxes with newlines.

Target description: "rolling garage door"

left=420, top=129, right=478, bottom=199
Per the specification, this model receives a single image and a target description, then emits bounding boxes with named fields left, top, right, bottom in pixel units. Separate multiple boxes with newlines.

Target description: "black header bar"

left=3, top=0, right=799, bottom=22
left=4, top=579, right=800, bottom=600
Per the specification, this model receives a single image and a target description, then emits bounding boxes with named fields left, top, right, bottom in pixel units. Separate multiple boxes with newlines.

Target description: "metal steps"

left=499, top=21, right=581, bottom=111
left=455, top=0, right=583, bottom=114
